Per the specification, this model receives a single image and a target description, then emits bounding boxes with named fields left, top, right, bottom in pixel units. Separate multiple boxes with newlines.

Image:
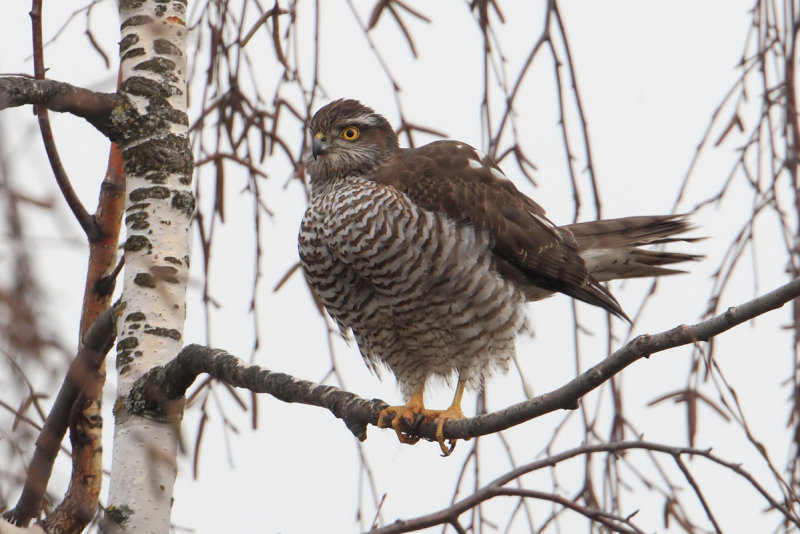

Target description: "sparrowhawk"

left=298, top=99, right=698, bottom=454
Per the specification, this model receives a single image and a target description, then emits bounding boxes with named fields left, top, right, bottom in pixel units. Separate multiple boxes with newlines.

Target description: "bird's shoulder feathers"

left=369, top=140, right=625, bottom=317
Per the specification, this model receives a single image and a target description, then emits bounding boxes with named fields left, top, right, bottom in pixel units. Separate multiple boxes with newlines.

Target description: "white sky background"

left=1, top=1, right=796, bottom=533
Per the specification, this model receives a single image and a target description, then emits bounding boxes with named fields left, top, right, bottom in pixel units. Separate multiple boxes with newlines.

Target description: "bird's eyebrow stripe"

left=345, top=114, right=383, bottom=127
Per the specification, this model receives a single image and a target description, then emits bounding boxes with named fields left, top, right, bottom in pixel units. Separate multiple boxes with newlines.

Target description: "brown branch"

left=3, top=309, right=115, bottom=527
left=40, top=354, right=105, bottom=534
left=28, top=1, right=97, bottom=241
left=438, top=276, right=800, bottom=441
left=4, top=59, right=125, bottom=527
left=80, top=142, right=125, bottom=331
left=551, top=1, right=602, bottom=219
left=494, top=488, right=642, bottom=534
left=488, top=0, right=552, bottom=156
left=41, top=121, right=124, bottom=533
left=127, top=344, right=384, bottom=441
left=673, top=455, right=723, bottom=534
left=132, top=277, right=800, bottom=450
left=0, top=76, right=129, bottom=144
left=364, top=440, right=799, bottom=533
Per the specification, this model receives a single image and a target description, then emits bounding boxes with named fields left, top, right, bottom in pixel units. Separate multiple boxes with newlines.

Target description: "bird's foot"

left=429, top=404, right=466, bottom=457
left=378, top=397, right=426, bottom=445
left=378, top=394, right=468, bottom=456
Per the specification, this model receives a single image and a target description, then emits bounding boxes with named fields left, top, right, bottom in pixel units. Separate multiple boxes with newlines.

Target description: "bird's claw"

left=432, top=405, right=466, bottom=456
left=378, top=401, right=424, bottom=445
left=378, top=402, right=467, bottom=456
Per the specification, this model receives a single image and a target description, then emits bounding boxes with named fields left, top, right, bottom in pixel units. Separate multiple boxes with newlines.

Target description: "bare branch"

left=130, top=277, right=800, bottom=451
left=3, top=309, right=115, bottom=526
left=673, top=455, right=723, bottom=534
left=438, top=276, right=800, bottom=441
left=128, top=344, right=383, bottom=441
left=365, top=440, right=799, bottom=533
left=0, top=77, right=130, bottom=143
left=28, top=0, right=97, bottom=241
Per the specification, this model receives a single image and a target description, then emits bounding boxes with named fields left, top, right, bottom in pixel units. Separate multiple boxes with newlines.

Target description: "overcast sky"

left=3, top=1, right=794, bottom=533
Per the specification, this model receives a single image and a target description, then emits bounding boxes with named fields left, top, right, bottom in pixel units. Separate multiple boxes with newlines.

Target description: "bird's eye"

left=340, top=126, right=360, bottom=141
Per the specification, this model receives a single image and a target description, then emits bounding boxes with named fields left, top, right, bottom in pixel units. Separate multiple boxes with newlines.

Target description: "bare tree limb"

left=28, top=0, right=97, bottom=241
left=3, top=308, right=115, bottom=527
left=0, top=76, right=130, bottom=143
left=442, top=276, right=800, bottom=441
left=127, top=344, right=383, bottom=441
left=364, top=440, right=800, bottom=533
left=131, top=277, right=800, bottom=448
left=39, top=135, right=124, bottom=533
left=673, top=455, right=723, bottom=534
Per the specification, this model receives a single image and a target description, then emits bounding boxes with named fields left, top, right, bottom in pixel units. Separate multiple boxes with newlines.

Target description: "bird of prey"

left=299, top=99, right=698, bottom=454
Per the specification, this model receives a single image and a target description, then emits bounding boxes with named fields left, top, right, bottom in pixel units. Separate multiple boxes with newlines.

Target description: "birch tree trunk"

left=106, top=1, right=193, bottom=531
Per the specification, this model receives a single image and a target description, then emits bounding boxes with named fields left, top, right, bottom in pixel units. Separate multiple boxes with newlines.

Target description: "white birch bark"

left=106, top=0, right=192, bottom=531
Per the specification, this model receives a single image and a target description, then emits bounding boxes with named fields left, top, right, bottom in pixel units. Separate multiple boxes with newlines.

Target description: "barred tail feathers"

left=565, top=214, right=702, bottom=282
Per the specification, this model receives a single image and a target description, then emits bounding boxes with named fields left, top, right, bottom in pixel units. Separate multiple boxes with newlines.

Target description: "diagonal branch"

left=440, top=276, right=800, bottom=441
left=39, top=138, right=124, bottom=533
left=130, top=277, right=800, bottom=447
left=3, top=309, right=115, bottom=527
left=364, top=440, right=800, bottom=534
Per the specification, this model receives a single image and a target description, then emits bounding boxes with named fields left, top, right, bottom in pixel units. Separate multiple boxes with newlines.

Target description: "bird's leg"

left=377, top=378, right=468, bottom=455
left=378, top=387, right=426, bottom=445
left=431, top=375, right=468, bottom=456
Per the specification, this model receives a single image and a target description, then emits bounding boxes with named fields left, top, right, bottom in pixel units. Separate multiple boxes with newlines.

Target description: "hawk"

left=299, top=99, right=698, bottom=454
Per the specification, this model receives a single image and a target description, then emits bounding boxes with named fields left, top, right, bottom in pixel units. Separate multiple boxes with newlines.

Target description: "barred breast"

left=298, top=177, right=526, bottom=399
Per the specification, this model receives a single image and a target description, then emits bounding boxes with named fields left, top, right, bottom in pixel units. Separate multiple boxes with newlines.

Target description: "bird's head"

left=306, top=99, right=399, bottom=193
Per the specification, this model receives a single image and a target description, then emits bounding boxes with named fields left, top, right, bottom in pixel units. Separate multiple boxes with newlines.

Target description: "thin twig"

left=365, top=440, right=797, bottom=534
left=29, top=1, right=97, bottom=240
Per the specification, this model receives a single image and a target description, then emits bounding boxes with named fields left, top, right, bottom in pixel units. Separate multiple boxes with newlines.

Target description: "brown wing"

left=370, top=140, right=626, bottom=318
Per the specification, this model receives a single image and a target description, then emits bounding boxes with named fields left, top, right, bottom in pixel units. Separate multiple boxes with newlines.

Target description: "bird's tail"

left=565, top=214, right=702, bottom=282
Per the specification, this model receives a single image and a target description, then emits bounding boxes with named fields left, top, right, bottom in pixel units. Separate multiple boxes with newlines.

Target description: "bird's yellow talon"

left=378, top=404, right=421, bottom=444
left=378, top=389, right=427, bottom=444
left=434, top=404, right=466, bottom=456
left=377, top=378, right=468, bottom=455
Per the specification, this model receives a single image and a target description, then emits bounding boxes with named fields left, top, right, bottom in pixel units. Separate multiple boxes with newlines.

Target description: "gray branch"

left=126, top=345, right=385, bottom=441
left=0, top=76, right=133, bottom=141
left=128, top=277, right=800, bottom=446
left=366, top=441, right=800, bottom=533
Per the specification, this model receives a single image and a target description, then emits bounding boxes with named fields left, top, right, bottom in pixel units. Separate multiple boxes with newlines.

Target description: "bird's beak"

left=312, top=132, right=330, bottom=159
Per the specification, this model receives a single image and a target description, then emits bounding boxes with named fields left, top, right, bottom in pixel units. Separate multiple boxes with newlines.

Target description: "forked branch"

left=366, top=441, right=800, bottom=534
left=3, top=308, right=115, bottom=527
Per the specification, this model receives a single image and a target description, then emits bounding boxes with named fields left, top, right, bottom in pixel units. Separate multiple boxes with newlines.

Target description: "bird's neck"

left=307, top=151, right=395, bottom=199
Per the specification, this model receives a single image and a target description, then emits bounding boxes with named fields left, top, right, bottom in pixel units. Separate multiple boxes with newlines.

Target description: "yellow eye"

left=340, top=126, right=360, bottom=141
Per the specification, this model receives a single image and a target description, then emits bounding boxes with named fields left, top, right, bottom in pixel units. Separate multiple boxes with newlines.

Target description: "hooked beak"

left=312, top=132, right=330, bottom=159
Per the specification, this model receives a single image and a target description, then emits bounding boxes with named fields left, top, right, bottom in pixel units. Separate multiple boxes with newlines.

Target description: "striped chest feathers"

left=298, top=178, right=525, bottom=358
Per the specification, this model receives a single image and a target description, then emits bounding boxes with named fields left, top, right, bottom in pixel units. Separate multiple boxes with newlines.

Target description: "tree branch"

left=126, top=344, right=384, bottom=441
left=440, top=276, right=800, bottom=441
left=364, top=440, right=800, bottom=533
left=27, top=0, right=98, bottom=240
left=40, top=138, right=124, bottom=533
left=3, top=308, right=115, bottom=526
left=131, top=277, right=800, bottom=448
left=0, top=76, right=130, bottom=143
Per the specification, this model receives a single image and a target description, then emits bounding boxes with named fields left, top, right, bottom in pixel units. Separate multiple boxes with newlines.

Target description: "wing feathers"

left=371, top=140, right=628, bottom=319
